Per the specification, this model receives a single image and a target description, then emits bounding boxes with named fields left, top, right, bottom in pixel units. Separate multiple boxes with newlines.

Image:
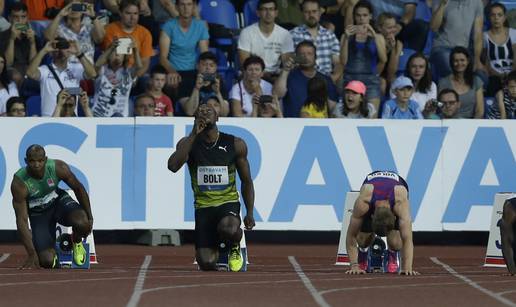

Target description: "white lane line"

left=0, top=254, right=10, bottom=264
left=430, top=257, right=516, bottom=307
left=126, top=255, right=152, bottom=307
left=498, top=290, right=516, bottom=296
left=288, top=256, right=331, bottom=307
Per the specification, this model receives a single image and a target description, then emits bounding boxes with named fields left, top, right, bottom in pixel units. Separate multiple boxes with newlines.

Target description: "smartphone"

left=116, top=37, right=133, bottom=55
left=65, top=87, right=81, bottom=96
left=202, top=73, right=216, bottom=82
left=294, top=54, right=307, bottom=65
left=55, top=39, right=70, bottom=50
left=71, top=3, right=87, bottom=12
left=15, top=23, right=29, bottom=32
left=259, top=95, right=273, bottom=104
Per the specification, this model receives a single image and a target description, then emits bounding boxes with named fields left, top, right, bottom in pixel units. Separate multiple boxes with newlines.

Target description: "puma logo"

left=218, top=146, right=227, bottom=152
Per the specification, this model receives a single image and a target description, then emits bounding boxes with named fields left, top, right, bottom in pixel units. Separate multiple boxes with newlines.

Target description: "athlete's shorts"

left=28, top=189, right=84, bottom=252
left=194, top=202, right=241, bottom=249
left=360, top=215, right=400, bottom=234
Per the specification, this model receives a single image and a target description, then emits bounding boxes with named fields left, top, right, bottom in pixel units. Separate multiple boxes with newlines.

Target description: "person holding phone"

left=44, top=0, right=105, bottom=64
left=250, top=94, right=283, bottom=117
left=91, top=38, right=142, bottom=117
left=178, top=51, right=229, bottom=117
left=52, top=88, right=93, bottom=117
left=101, top=0, right=153, bottom=77
left=229, top=55, right=273, bottom=117
left=26, top=37, right=97, bottom=117
left=0, top=3, right=37, bottom=87
left=340, top=0, right=386, bottom=118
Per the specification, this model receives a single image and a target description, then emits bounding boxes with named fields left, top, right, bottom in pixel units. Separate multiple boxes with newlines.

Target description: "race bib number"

left=197, top=166, right=229, bottom=187
left=367, top=171, right=399, bottom=182
left=28, top=190, right=58, bottom=209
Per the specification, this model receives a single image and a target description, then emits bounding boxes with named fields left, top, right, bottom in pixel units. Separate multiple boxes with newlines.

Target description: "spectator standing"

left=0, top=54, right=19, bottom=115
left=91, top=38, right=142, bottom=117
left=101, top=0, right=153, bottom=77
left=486, top=70, right=516, bottom=119
left=44, top=1, right=105, bottom=64
left=26, top=38, right=97, bottom=117
left=430, top=0, right=484, bottom=80
left=483, top=3, right=516, bottom=96
left=340, top=0, right=387, bottom=117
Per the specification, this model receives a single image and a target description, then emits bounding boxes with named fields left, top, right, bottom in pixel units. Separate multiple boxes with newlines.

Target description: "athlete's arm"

left=500, top=199, right=516, bottom=275
left=11, top=176, right=40, bottom=269
left=55, top=160, right=93, bottom=226
left=235, top=137, right=255, bottom=230
left=394, top=186, right=418, bottom=275
left=345, top=186, right=370, bottom=274
left=167, top=118, right=205, bottom=172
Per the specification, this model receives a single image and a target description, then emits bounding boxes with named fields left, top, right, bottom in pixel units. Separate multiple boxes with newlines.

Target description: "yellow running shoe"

left=228, top=244, right=243, bottom=272
left=72, top=241, right=86, bottom=266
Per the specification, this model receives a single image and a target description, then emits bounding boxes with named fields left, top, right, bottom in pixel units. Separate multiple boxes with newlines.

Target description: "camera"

left=55, top=38, right=70, bottom=50
left=71, top=3, right=87, bottom=12
left=65, top=87, right=81, bottom=96
left=15, top=23, right=29, bottom=32
left=294, top=54, right=307, bottom=65
left=202, top=73, right=216, bottom=82
left=430, top=99, right=443, bottom=109
left=259, top=95, right=273, bottom=104
left=44, top=7, right=60, bottom=19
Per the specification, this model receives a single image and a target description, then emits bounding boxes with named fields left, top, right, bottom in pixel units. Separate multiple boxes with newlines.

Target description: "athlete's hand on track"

left=19, top=254, right=40, bottom=269
left=345, top=266, right=366, bottom=274
left=244, top=214, right=255, bottom=230
left=399, top=270, right=420, bottom=276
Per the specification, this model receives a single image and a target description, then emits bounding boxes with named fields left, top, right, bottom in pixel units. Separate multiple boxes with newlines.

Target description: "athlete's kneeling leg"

left=38, top=248, right=57, bottom=269
left=196, top=248, right=218, bottom=271
left=68, top=209, right=90, bottom=243
left=356, top=232, right=375, bottom=248
left=217, top=216, right=242, bottom=243
left=386, top=230, right=402, bottom=251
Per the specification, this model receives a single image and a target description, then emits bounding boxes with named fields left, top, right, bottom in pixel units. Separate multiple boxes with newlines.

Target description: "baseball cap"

left=344, top=80, right=367, bottom=95
left=392, top=76, right=414, bottom=90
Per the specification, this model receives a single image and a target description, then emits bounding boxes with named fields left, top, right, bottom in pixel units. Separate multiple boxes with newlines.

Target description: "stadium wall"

left=0, top=117, right=514, bottom=231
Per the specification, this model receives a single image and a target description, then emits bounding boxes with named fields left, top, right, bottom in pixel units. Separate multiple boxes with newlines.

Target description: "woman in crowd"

left=438, top=47, right=484, bottom=118
left=300, top=76, right=336, bottom=118
left=0, top=54, right=19, bottom=115
left=340, top=0, right=386, bottom=118
left=483, top=2, right=516, bottom=96
left=230, top=55, right=273, bottom=117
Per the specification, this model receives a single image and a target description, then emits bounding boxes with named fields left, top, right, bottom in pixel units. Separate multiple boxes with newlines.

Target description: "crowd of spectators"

left=0, top=0, right=514, bottom=119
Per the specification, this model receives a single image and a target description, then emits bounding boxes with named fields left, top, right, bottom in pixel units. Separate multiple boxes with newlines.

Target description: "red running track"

left=0, top=244, right=514, bottom=307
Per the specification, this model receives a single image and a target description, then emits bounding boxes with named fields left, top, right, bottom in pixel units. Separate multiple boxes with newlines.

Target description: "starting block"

left=55, top=232, right=90, bottom=269
left=55, top=223, right=96, bottom=268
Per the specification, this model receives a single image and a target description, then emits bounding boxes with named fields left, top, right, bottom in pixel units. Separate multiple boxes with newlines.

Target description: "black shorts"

left=194, top=202, right=241, bottom=249
left=28, top=189, right=84, bottom=252
left=360, top=215, right=400, bottom=233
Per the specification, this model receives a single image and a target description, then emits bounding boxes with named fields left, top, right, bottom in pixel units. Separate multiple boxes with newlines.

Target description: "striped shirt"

left=290, top=25, right=340, bottom=76
left=486, top=87, right=516, bottom=119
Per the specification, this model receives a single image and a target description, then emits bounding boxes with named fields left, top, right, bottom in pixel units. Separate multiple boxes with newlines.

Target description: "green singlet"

left=14, top=159, right=61, bottom=211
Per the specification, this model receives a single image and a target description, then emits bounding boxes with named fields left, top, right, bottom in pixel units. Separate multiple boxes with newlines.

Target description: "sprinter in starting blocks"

left=344, top=171, right=418, bottom=275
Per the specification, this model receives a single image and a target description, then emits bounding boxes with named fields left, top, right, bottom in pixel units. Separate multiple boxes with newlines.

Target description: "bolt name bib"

left=197, top=166, right=229, bottom=190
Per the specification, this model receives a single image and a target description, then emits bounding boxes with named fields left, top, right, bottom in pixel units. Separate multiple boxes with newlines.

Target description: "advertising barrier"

left=0, top=118, right=514, bottom=231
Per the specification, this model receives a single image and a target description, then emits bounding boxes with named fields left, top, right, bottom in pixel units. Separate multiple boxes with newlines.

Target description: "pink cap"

left=344, top=80, right=367, bottom=95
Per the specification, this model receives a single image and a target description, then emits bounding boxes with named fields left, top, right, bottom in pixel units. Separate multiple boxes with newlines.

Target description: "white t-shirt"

left=390, top=82, right=437, bottom=111
left=0, top=82, right=19, bottom=114
left=91, top=65, right=136, bottom=117
left=238, top=23, right=294, bottom=73
left=38, top=61, right=84, bottom=117
left=229, top=79, right=272, bottom=116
